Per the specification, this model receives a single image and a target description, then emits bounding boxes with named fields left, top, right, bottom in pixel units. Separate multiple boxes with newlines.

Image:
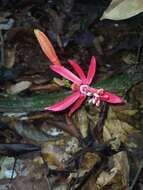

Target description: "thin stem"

left=135, top=31, right=143, bottom=65
left=10, top=157, right=17, bottom=181
left=129, top=159, right=143, bottom=190
left=75, top=158, right=106, bottom=190
left=94, top=102, right=109, bottom=143
left=40, top=153, right=52, bottom=190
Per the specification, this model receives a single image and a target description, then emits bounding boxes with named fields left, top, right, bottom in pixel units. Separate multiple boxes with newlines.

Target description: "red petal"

left=45, top=91, right=81, bottom=111
left=85, top=56, right=96, bottom=85
left=68, top=59, right=86, bottom=81
left=101, top=91, right=125, bottom=104
left=34, top=29, right=61, bottom=65
left=68, top=95, right=86, bottom=117
left=50, top=65, right=82, bottom=84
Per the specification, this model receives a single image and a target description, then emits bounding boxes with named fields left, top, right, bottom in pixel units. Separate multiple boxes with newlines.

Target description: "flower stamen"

left=88, top=88, right=109, bottom=107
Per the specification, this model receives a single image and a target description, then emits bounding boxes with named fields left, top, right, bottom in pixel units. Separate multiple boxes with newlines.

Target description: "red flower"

left=45, top=56, right=124, bottom=116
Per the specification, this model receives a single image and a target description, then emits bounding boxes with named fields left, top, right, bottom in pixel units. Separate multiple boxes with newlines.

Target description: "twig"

left=135, top=31, right=143, bottom=65
left=10, top=157, right=17, bottom=181
left=75, top=158, right=106, bottom=190
left=94, top=102, right=109, bottom=142
left=129, top=159, right=143, bottom=190
left=68, top=154, right=84, bottom=190
left=65, top=141, right=124, bottom=168
left=40, top=153, right=52, bottom=190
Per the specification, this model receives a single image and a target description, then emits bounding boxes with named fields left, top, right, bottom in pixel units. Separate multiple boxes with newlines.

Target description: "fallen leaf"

left=10, top=121, right=56, bottom=143
left=81, top=152, right=129, bottom=190
left=131, top=82, right=143, bottom=105
left=0, top=18, right=14, bottom=30
left=81, top=153, right=100, bottom=170
left=41, top=135, right=79, bottom=168
left=101, top=0, right=143, bottom=20
left=73, top=108, right=89, bottom=138
left=96, top=151, right=129, bottom=189
left=7, top=81, right=32, bottom=95
left=0, top=157, right=16, bottom=179
left=103, top=107, right=137, bottom=144
left=5, top=47, right=16, bottom=68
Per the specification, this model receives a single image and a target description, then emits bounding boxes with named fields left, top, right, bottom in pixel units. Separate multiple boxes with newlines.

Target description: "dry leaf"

left=41, top=137, right=79, bottom=168
left=82, top=151, right=129, bottom=190
left=73, top=108, right=89, bottom=138
left=101, top=0, right=143, bottom=20
left=96, top=151, right=129, bottom=189
left=81, top=153, right=100, bottom=170
left=131, top=82, right=143, bottom=104
left=103, top=107, right=137, bottom=144
left=7, top=81, right=32, bottom=95
left=5, top=47, right=16, bottom=68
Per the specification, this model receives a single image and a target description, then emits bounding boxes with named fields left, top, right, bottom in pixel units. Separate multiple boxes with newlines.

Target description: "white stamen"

left=88, top=99, right=93, bottom=104
left=96, top=99, right=100, bottom=107
left=87, top=92, right=92, bottom=96
left=93, top=93, right=99, bottom=98
left=92, top=98, right=96, bottom=104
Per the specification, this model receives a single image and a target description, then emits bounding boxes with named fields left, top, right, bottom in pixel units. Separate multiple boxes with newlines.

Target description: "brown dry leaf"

left=10, top=120, right=59, bottom=143
left=131, top=82, right=143, bottom=105
left=30, top=83, right=60, bottom=92
left=96, top=151, right=129, bottom=190
left=46, top=8, right=64, bottom=35
left=41, top=137, right=79, bottom=168
left=101, top=0, right=143, bottom=20
left=7, top=81, right=32, bottom=95
left=103, top=107, right=137, bottom=145
left=53, top=78, right=65, bottom=86
left=112, top=104, right=138, bottom=117
left=73, top=108, right=89, bottom=138
left=0, top=156, right=49, bottom=190
left=5, top=47, right=16, bottom=68
left=42, top=143, right=68, bottom=168
left=110, top=104, right=139, bottom=128
left=121, top=52, right=136, bottom=65
left=93, top=36, right=104, bottom=55
left=104, top=119, right=135, bottom=143
left=81, top=153, right=100, bottom=170
left=81, top=175, right=99, bottom=190
left=82, top=152, right=129, bottom=190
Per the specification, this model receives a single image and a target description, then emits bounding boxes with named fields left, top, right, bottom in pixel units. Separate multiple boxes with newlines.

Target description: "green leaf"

left=0, top=68, right=142, bottom=113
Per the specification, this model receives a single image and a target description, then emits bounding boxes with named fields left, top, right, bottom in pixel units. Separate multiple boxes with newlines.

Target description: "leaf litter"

left=0, top=1, right=143, bottom=189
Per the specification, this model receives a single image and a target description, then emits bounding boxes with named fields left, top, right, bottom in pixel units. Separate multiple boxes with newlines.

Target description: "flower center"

left=80, top=85, right=92, bottom=96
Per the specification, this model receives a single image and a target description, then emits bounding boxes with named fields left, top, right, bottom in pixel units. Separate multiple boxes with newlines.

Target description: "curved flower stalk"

left=45, top=56, right=124, bottom=116
left=34, top=29, right=61, bottom=65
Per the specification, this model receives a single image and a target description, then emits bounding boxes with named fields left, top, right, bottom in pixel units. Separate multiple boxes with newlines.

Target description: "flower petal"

left=45, top=91, right=81, bottom=111
left=85, top=56, right=96, bottom=85
left=50, top=65, right=82, bottom=84
left=34, top=29, right=61, bottom=65
left=101, top=91, right=125, bottom=104
left=68, top=59, right=86, bottom=81
left=68, top=95, right=86, bottom=117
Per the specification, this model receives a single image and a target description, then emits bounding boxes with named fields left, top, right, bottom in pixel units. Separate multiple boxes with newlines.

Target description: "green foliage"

left=0, top=70, right=142, bottom=113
